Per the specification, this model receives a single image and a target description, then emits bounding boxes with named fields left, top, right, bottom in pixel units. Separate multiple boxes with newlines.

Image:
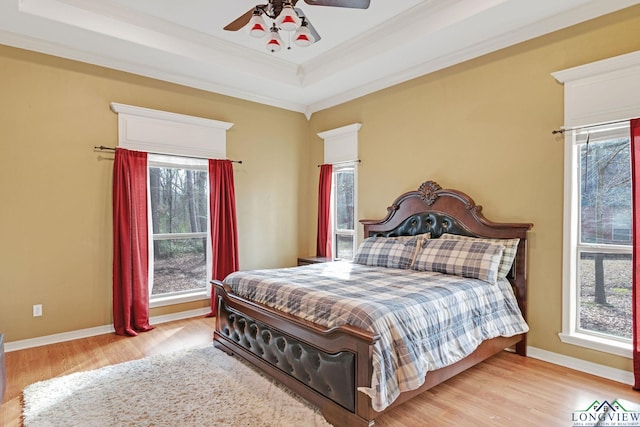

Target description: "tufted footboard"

left=212, top=281, right=380, bottom=427
left=216, top=303, right=357, bottom=411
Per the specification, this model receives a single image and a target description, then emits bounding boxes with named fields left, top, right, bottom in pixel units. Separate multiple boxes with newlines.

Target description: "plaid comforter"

left=223, top=261, right=529, bottom=411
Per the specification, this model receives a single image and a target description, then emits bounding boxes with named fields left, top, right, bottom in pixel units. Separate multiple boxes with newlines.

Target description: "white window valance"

left=110, top=102, right=233, bottom=159
left=318, top=123, right=362, bottom=164
left=552, top=50, right=640, bottom=128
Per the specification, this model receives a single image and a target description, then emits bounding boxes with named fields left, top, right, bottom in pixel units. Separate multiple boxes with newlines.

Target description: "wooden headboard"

left=360, top=180, right=533, bottom=345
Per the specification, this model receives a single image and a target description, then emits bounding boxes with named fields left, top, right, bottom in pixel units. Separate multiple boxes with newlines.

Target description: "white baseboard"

left=527, top=346, right=634, bottom=386
left=4, top=308, right=210, bottom=352
left=5, top=321, right=634, bottom=387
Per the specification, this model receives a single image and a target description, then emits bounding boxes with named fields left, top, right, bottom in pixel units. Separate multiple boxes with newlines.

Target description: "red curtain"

left=112, top=148, right=154, bottom=336
left=316, top=164, right=333, bottom=257
left=631, top=118, right=640, bottom=390
left=207, top=159, right=239, bottom=316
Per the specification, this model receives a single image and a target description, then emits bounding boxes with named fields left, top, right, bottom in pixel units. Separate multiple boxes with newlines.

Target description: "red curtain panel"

left=112, top=148, right=154, bottom=336
left=208, top=159, right=240, bottom=316
left=316, top=164, right=333, bottom=258
left=631, top=118, right=640, bottom=390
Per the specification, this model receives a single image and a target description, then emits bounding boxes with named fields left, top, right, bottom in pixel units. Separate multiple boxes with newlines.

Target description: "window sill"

left=558, top=332, right=632, bottom=359
left=149, top=290, right=209, bottom=309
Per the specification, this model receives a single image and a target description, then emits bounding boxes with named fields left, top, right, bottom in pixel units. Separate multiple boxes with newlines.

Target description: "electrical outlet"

left=33, top=304, right=42, bottom=317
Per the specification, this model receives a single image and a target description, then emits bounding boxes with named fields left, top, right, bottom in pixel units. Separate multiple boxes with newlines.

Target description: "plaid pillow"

left=439, top=234, right=520, bottom=279
left=412, top=238, right=504, bottom=284
left=353, top=235, right=424, bottom=269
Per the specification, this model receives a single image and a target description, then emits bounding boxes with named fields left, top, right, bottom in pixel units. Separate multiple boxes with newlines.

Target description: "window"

left=148, top=155, right=210, bottom=300
left=562, top=123, right=632, bottom=356
left=316, top=123, right=362, bottom=261
left=110, top=102, right=233, bottom=308
left=554, top=50, right=640, bottom=358
left=332, top=163, right=357, bottom=260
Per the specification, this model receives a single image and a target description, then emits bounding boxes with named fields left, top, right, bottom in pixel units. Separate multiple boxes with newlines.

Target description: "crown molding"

left=3, top=0, right=638, bottom=118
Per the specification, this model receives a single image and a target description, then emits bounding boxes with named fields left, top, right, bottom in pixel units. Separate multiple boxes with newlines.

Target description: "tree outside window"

left=577, top=127, right=632, bottom=340
left=149, top=160, right=209, bottom=297
left=333, top=165, right=356, bottom=260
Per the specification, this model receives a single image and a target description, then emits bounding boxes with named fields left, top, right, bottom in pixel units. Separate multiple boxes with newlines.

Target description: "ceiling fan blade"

left=303, top=0, right=370, bottom=9
left=223, top=7, right=260, bottom=31
left=294, top=8, right=321, bottom=43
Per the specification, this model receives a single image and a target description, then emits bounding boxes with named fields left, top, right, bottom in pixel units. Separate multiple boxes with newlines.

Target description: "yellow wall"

left=309, top=5, right=640, bottom=372
left=0, top=46, right=310, bottom=342
left=1, top=4, right=639, bottom=377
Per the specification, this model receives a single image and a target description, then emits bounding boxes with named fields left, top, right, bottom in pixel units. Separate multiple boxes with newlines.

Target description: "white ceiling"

left=1, top=0, right=638, bottom=117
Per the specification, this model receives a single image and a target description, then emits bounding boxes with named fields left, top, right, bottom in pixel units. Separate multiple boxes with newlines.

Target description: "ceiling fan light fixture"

left=248, top=12, right=267, bottom=38
left=275, top=3, right=300, bottom=31
left=226, top=0, right=371, bottom=51
left=294, top=24, right=314, bottom=47
left=266, top=27, right=283, bottom=52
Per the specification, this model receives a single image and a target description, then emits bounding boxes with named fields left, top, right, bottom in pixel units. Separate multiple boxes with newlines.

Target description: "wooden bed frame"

left=212, top=180, right=533, bottom=427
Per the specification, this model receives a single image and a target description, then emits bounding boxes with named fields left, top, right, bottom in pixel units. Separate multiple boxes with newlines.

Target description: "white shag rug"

left=23, top=345, right=333, bottom=427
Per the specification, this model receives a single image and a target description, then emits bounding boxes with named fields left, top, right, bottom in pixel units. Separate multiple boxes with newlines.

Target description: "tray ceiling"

left=1, top=0, right=638, bottom=117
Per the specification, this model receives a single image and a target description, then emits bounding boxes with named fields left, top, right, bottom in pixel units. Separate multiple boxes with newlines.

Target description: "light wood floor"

left=1, top=317, right=638, bottom=426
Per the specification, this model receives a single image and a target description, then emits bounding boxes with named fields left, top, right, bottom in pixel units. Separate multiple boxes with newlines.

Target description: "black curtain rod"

left=551, top=119, right=630, bottom=135
left=94, top=145, right=242, bottom=164
left=317, top=159, right=361, bottom=167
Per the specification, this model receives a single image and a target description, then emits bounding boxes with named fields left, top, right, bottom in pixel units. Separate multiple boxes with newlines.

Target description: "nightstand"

left=297, top=256, right=333, bottom=266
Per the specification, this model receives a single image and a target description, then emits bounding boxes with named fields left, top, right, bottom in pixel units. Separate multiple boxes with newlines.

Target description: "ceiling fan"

left=224, top=0, right=371, bottom=52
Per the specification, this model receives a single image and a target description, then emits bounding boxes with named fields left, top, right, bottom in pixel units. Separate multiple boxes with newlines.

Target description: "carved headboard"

left=360, top=181, right=533, bottom=321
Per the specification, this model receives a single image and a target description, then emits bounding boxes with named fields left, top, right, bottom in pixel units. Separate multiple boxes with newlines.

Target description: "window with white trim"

left=332, top=163, right=357, bottom=260
left=554, top=51, right=640, bottom=357
left=148, top=155, right=210, bottom=299
left=563, top=123, right=632, bottom=351
left=317, top=123, right=361, bottom=261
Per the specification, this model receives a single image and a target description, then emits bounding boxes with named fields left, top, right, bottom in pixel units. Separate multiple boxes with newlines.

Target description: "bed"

left=211, top=180, right=533, bottom=427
